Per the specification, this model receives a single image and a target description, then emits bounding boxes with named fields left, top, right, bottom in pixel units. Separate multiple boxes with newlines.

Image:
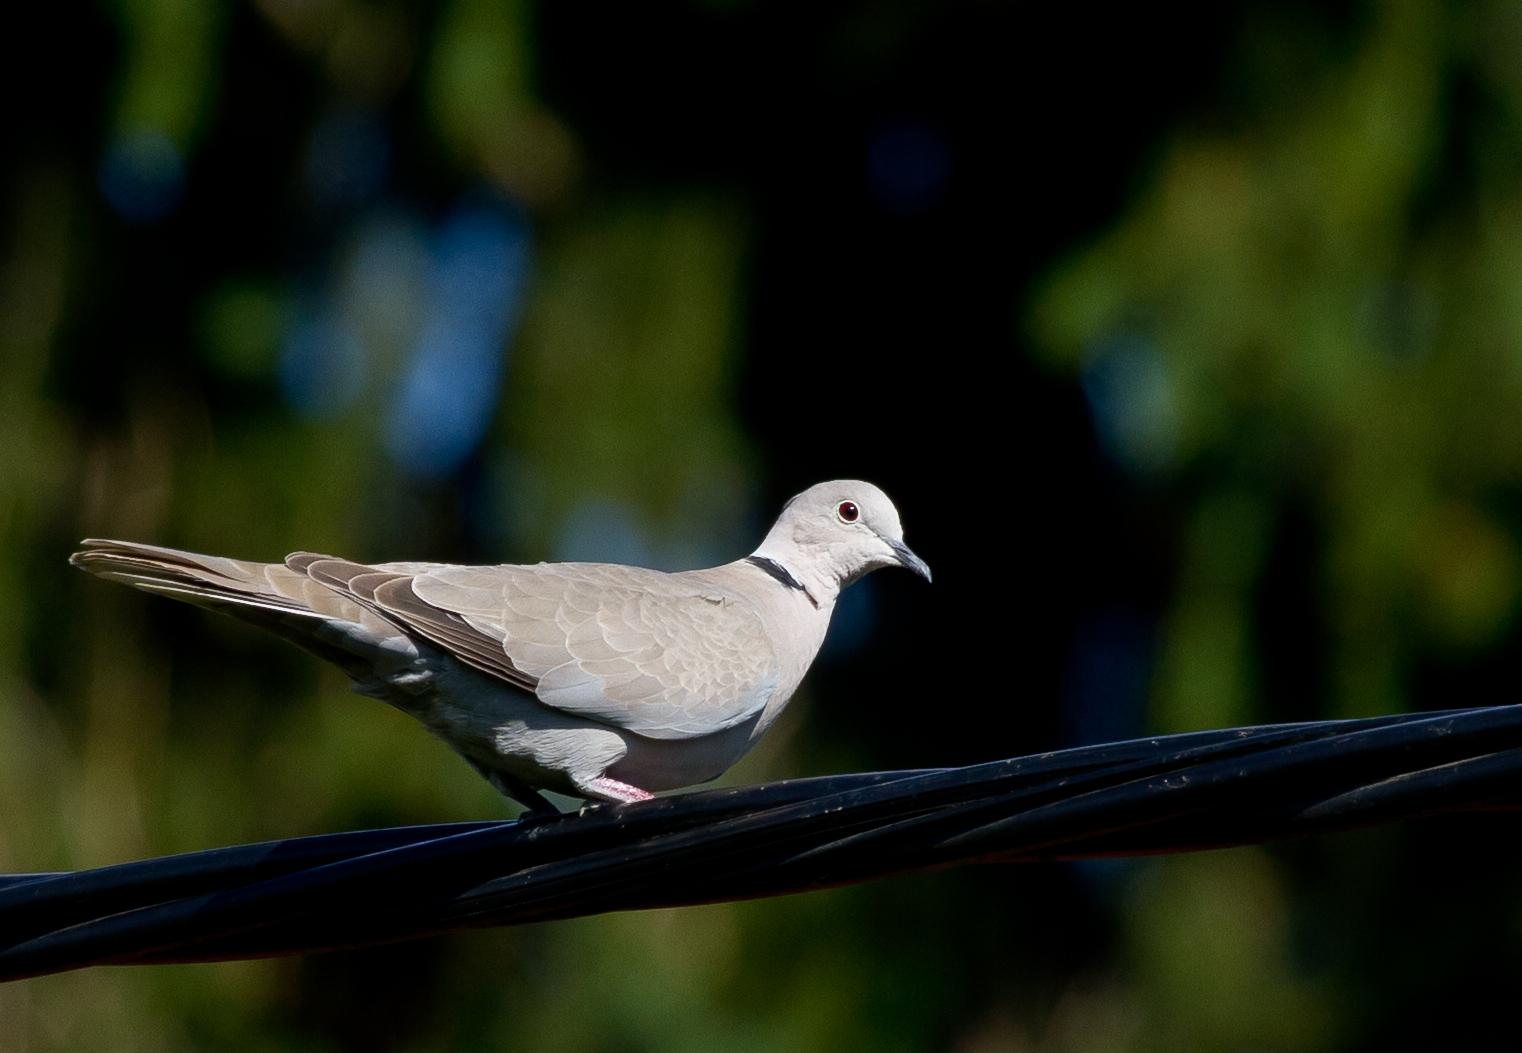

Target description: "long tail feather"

left=70, top=540, right=410, bottom=678
left=72, top=539, right=313, bottom=613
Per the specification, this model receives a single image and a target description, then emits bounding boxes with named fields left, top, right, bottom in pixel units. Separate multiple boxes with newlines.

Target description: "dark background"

left=5, top=2, right=1520, bottom=1051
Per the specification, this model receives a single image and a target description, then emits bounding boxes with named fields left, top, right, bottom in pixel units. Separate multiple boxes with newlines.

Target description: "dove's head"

left=753, top=480, right=931, bottom=597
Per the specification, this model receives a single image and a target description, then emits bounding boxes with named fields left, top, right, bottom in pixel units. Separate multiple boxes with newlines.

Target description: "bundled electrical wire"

left=4, top=702, right=1522, bottom=982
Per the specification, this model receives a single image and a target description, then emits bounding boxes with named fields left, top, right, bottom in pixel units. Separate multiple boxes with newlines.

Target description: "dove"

left=71, top=480, right=931, bottom=812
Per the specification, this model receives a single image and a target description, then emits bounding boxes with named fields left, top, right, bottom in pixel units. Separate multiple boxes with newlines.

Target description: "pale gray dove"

left=71, top=480, right=930, bottom=812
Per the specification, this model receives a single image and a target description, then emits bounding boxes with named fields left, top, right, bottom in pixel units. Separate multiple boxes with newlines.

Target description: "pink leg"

left=584, top=776, right=655, bottom=803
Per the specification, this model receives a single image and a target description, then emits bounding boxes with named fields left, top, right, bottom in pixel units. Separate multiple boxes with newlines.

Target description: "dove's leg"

left=497, top=774, right=561, bottom=816
left=469, top=760, right=561, bottom=816
left=581, top=776, right=655, bottom=804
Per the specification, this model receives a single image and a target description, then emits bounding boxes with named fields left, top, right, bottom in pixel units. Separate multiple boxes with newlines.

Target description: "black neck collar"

left=745, top=555, right=819, bottom=609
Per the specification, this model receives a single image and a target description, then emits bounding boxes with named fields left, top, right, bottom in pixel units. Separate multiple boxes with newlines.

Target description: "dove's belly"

left=359, top=644, right=769, bottom=798
left=606, top=718, right=764, bottom=790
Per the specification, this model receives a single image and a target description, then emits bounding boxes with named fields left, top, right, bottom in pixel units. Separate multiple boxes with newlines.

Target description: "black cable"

left=3, top=704, right=1520, bottom=982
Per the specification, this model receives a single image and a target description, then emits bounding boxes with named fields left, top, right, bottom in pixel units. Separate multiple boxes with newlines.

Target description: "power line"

left=4, top=703, right=1520, bottom=982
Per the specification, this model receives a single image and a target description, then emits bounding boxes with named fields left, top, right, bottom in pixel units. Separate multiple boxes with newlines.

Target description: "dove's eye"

left=836, top=501, right=859, bottom=523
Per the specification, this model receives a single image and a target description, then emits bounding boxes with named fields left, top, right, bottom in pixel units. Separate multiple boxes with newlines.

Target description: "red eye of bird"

left=837, top=501, right=859, bottom=523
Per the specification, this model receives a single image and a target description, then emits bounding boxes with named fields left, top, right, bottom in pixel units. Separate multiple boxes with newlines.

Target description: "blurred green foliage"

left=1033, top=2, right=1522, bottom=728
left=110, top=0, right=225, bottom=148
left=503, top=198, right=755, bottom=561
left=1024, top=4, right=1522, bottom=1050
left=6, top=0, right=1522, bottom=1050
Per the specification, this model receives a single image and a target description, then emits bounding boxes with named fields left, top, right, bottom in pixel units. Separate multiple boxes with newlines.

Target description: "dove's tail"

left=70, top=539, right=411, bottom=679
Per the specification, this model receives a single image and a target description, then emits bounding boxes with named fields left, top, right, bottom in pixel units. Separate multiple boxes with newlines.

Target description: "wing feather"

left=91, top=543, right=784, bottom=741
left=409, top=563, right=778, bottom=739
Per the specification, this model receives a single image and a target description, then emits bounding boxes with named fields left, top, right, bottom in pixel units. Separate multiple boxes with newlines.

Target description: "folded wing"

left=405, top=563, right=779, bottom=739
left=73, top=541, right=780, bottom=741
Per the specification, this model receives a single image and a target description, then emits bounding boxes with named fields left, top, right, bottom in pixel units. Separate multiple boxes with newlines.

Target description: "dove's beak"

left=886, top=538, right=933, bottom=583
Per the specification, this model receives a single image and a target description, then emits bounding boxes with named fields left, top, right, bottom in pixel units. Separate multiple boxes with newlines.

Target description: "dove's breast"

left=680, top=562, right=835, bottom=740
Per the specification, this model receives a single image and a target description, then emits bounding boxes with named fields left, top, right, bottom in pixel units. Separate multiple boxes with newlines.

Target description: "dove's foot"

left=583, top=777, right=656, bottom=804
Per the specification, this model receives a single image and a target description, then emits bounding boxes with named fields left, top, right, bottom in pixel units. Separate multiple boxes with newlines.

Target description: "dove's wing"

left=74, top=543, right=781, bottom=741
left=293, top=554, right=542, bottom=694
left=372, top=562, right=779, bottom=740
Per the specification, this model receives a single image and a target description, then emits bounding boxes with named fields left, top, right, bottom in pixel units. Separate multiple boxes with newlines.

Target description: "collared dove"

left=71, top=480, right=930, bottom=811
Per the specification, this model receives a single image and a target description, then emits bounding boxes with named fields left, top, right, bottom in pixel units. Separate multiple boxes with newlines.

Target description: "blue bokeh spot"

left=99, top=128, right=186, bottom=224
left=279, top=311, right=369, bottom=418
left=386, top=201, right=532, bottom=478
